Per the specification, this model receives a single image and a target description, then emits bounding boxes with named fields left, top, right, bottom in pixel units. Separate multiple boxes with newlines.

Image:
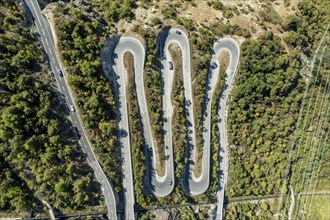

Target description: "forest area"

left=0, top=0, right=102, bottom=214
left=226, top=1, right=329, bottom=218
left=53, top=4, right=123, bottom=194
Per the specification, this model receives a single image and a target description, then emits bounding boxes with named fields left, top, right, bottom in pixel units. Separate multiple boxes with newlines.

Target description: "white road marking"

left=30, top=3, right=43, bottom=30
left=51, top=57, right=55, bottom=63
left=45, top=39, right=49, bottom=46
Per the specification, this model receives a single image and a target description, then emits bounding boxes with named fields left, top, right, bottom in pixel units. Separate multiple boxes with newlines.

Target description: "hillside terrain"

left=0, top=0, right=329, bottom=219
left=0, top=0, right=104, bottom=216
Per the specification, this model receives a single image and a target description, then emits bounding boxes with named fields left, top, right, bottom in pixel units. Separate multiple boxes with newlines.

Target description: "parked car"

left=175, top=30, right=181, bottom=35
left=169, top=61, right=173, bottom=70
left=57, top=69, right=63, bottom=77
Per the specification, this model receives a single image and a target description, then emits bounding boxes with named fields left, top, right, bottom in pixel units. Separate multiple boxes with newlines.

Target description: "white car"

left=69, top=105, right=75, bottom=112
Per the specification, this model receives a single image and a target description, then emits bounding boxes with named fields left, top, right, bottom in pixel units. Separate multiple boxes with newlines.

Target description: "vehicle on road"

left=169, top=180, right=172, bottom=185
left=26, top=1, right=118, bottom=219
left=211, top=62, right=217, bottom=69
left=185, top=100, right=192, bottom=106
left=169, top=61, right=173, bottom=70
left=74, top=126, right=81, bottom=138
left=57, top=69, right=63, bottom=77
left=49, top=70, right=54, bottom=76
left=69, top=105, right=75, bottom=112
left=176, top=30, right=181, bottom=35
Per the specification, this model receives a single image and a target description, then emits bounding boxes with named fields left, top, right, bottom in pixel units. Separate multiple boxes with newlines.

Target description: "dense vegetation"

left=89, top=0, right=136, bottom=24
left=259, top=6, right=282, bottom=25
left=226, top=0, right=329, bottom=202
left=53, top=4, right=123, bottom=193
left=283, top=0, right=329, bottom=56
left=278, top=30, right=330, bottom=219
left=0, top=0, right=101, bottom=212
left=227, top=33, right=304, bottom=197
left=288, top=42, right=329, bottom=194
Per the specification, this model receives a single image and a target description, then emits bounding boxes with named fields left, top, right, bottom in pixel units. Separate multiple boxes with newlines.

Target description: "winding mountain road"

left=109, top=34, right=176, bottom=202
left=26, top=0, right=239, bottom=218
left=109, top=28, right=239, bottom=220
left=109, top=37, right=145, bottom=220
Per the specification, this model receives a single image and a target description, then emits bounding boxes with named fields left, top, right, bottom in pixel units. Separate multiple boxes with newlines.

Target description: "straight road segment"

left=25, top=1, right=118, bottom=219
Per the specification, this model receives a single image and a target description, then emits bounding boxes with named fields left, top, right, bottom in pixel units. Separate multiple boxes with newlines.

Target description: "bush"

left=151, top=17, right=162, bottom=26
left=259, top=6, right=282, bottom=24
left=213, top=0, right=223, bottom=10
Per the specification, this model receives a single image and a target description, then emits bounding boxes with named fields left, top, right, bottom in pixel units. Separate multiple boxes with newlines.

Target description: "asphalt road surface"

left=210, top=39, right=240, bottom=220
left=109, top=38, right=141, bottom=220
left=25, top=1, right=118, bottom=219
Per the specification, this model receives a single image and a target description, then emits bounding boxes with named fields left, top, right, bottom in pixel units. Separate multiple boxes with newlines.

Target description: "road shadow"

left=157, top=26, right=172, bottom=97
left=182, top=133, right=196, bottom=195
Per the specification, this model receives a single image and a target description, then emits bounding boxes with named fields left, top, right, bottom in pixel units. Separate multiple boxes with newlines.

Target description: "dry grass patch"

left=124, top=52, right=165, bottom=177
left=219, top=50, right=230, bottom=70
left=169, top=43, right=187, bottom=180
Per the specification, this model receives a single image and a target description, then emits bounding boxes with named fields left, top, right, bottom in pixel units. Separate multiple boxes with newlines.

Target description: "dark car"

left=175, top=30, right=181, bottom=35
left=57, top=69, right=63, bottom=77
left=210, top=62, right=218, bottom=69
left=169, top=61, right=173, bottom=70
left=49, top=70, right=54, bottom=77
left=74, top=127, right=81, bottom=139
